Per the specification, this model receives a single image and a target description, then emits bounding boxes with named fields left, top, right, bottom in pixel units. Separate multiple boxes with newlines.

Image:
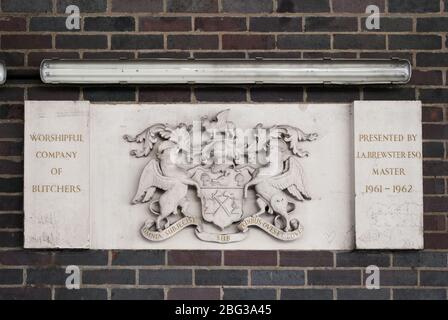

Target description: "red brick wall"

left=0, top=0, right=447, bottom=300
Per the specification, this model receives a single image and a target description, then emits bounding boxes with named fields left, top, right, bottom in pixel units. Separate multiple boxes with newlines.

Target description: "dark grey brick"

left=55, top=289, right=107, bottom=300
left=389, top=0, right=440, bottom=13
left=0, top=288, right=51, bottom=300
left=250, top=86, right=303, bottom=102
left=0, top=52, right=24, bottom=67
left=308, top=270, right=361, bottom=286
left=394, top=289, right=447, bottom=300
left=168, top=288, right=220, bottom=300
left=362, top=18, right=413, bottom=32
left=424, top=142, right=444, bottom=158
left=0, top=250, right=51, bottom=266
left=420, top=271, right=448, bottom=286
left=277, top=0, right=330, bottom=12
left=111, top=0, right=162, bottom=12
left=167, top=0, right=218, bottom=12
left=363, top=88, right=416, bottom=101
left=0, top=231, right=23, bottom=247
left=250, top=17, right=302, bottom=32
left=168, top=35, right=219, bottom=50
left=111, top=35, right=164, bottom=50
left=84, top=17, right=135, bottom=32
left=27, top=268, right=66, bottom=285
left=420, top=89, right=448, bottom=103
left=0, top=269, right=23, bottom=284
left=54, top=250, right=108, bottom=266
left=111, top=289, right=164, bottom=300
left=337, top=289, right=390, bottom=300
left=306, top=17, right=357, bottom=32
left=365, top=270, right=418, bottom=286
left=0, top=160, right=23, bottom=175
left=277, top=35, right=331, bottom=49
left=195, top=270, right=247, bottom=286
left=30, top=17, right=73, bottom=32
left=2, top=0, right=52, bottom=12
left=336, top=252, right=390, bottom=267
left=222, top=0, right=273, bottom=13
left=281, top=289, right=333, bottom=300
left=83, top=269, right=136, bottom=285
left=83, top=87, right=136, bottom=102
left=56, top=35, right=108, bottom=49
left=0, top=177, right=23, bottom=192
left=0, top=213, right=23, bottom=228
left=223, top=289, right=276, bottom=300
left=139, top=269, right=192, bottom=285
left=418, top=18, right=448, bottom=32
left=334, top=34, right=385, bottom=49
left=57, top=0, right=107, bottom=12
left=280, top=251, right=334, bottom=267
left=389, top=35, right=442, bottom=50
left=112, top=250, right=165, bottom=265
left=252, top=270, right=305, bottom=286
left=307, top=87, right=360, bottom=102
left=417, top=53, right=448, bottom=67
left=195, top=87, right=247, bottom=102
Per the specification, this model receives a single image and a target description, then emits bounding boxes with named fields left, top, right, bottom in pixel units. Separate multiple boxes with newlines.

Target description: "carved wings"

left=270, top=156, right=311, bottom=201
left=132, top=158, right=178, bottom=204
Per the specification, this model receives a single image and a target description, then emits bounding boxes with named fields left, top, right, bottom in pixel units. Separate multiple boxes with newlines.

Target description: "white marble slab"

left=354, top=101, right=423, bottom=249
left=24, top=101, right=90, bottom=248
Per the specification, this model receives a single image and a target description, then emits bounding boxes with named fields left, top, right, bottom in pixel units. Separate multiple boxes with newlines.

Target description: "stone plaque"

left=354, top=101, right=423, bottom=249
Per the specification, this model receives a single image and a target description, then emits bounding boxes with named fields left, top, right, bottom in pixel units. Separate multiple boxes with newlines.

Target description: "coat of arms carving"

left=124, top=109, right=317, bottom=243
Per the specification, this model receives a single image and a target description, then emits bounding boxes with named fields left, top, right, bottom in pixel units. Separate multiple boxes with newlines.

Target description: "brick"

left=0, top=17, right=26, bottom=31
left=250, top=17, right=302, bottom=32
left=336, top=252, right=390, bottom=267
left=223, top=35, right=275, bottom=50
left=28, top=52, right=79, bottom=67
left=54, top=250, right=108, bottom=266
left=222, top=0, right=273, bottom=13
left=84, top=17, right=135, bottom=32
left=281, top=289, right=333, bottom=300
left=111, top=0, right=162, bottom=12
left=0, top=123, right=23, bottom=139
left=424, top=233, right=448, bottom=249
left=2, top=0, right=52, bottom=12
left=361, top=18, right=413, bottom=32
left=30, top=17, right=72, bottom=32
left=0, top=177, right=23, bottom=192
left=83, top=270, right=135, bottom=285
left=0, top=196, right=22, bottom=210
left=277, top=35, right=330, bottom=49
left=56, top=35, right=108, bottom=49
left=280, top=251, right=333, bottom=267
left=0, top=288, right=51, bottom=300
left=83, top=87, right=136, bottom=102
left=307, top=87, right=360, bottom=102
left=195, top=270, right=247, bottom=286
left=111, top=289, right=164, bottom=300
left=308, top=270, right=361, bottom=286
left=167, top=288, right=220, bottom=300
left=0, top=250, right=51, bottom=266
left=249, top=52, right=301, bottom=59
left=196, top=17, right=246, bottom=32
left=168, top=250, right=221, bottom=266
left=28, top=87, right=79, bottom=101
left=55, top=289, right=107, bottom=300
left=168, top=35, right=218, bottom=50
left=141, top=17, right=191, bottom=32
left=389, top=0, right=440, bottom=13
left=112, top=250, right=165, bottom=265
left=337, top=289, right=390, bottom=300
left=195, top=87, right=246, bottom=102
left=333, top=0, right=385, bottom=12
left=424, top=178, right=445, bottom=195
left=423, top=161, right=448, bottom=176
left=424, top=215, right=446, bottom=231
left=139, top=86, right=191, bottom=103
left=57, top=0, right=107, bottom=12
left=0, top=142, right=22, bottom=156
left=0, top=52, right=24, bottom=67
left=1, top=35, right=52, bottom=49
left=84, top=51, right=135, bottom=60
left=389, top=35, right=441, bottom=50
left=27, top=268, right=66, bottom=285
left=277, top=0, right=330, bottom=12
left=139, top=52, right=190, bottom=59
left=0, top=269, right=23, bottom=284
left=334, top=35, right=385, bottom=49
left=111, top=35, right=164, bottom=50
left=394, top=252, right=447, bottom=267
left=0, top=160, right=22, bottom=175
left=223, top=289, right=276, bottom=300
left=423, top=142, right=444, bottom=158
left=252, top=270, right=305, bottom=286
left=417, top=53, right=448, bottom=67
left=306, top=17, right=357, bottom=32
left=424, top=196, right=448, bottom=212
left=224, top=250, right=277, bottom=266
left=418, top=18, right=448, bottom=32
left=410, top=70, right=443, bottom=86
left=420, top=271, right=448, bottom=286
left=422, top=107, right=444, bottom=122
left=420, top=89, right=448, bottom=104
left=394, top=289, right=447, bottom=300
left=167, top=0, right=218, bottom=13
left=363, top=88, right=415, bottom=101
left=250, top=86, right=303, bottom=102
left=364, top=270, right=418, bottom=286
left=360, top=52, right=412, bottom=61
left=139, top=269, right=192, bottom=285
left=423, top=124, right=448, bottom=139
left=0, top=213, right=23, bottom=228
left=194, top=52, right=246, bottom=59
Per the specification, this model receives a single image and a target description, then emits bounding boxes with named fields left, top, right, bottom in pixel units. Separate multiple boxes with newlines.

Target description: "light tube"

left=40, top=59, right=411, bottom=85
left=0, top=61, right=6, bottom=85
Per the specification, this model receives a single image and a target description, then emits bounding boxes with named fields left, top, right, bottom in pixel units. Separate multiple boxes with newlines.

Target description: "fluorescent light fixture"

left=40, top=59, right=411, bottom=85
left=0, top=61, right=6, bottom=85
